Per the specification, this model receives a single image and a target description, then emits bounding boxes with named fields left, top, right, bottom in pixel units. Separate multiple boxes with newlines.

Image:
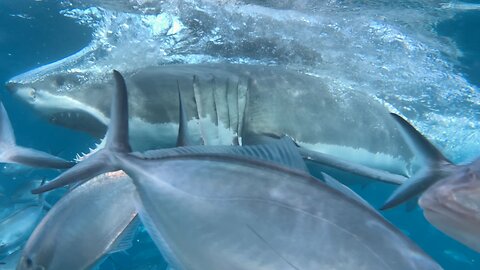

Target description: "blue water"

left=0, top=0, right=479, bottom=269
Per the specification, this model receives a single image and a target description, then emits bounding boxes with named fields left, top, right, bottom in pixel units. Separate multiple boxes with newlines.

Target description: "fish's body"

left=17, top=172, right=138, bottom=270
left=418, top=160, right=480, bottom=252
left=119, top=153, right=441, bottom=270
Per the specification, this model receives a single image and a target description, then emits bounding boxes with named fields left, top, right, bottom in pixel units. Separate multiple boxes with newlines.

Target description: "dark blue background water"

left=0, top=1, right=479, bottom=269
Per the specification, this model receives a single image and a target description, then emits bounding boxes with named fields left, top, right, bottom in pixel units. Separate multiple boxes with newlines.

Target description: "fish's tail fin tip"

left=32, top=70, right=131, bottom=194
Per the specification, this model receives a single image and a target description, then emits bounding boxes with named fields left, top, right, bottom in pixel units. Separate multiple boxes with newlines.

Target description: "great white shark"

left=29, top=70, right=442, bottom=270
left=6, top=63, right=414, bottom=177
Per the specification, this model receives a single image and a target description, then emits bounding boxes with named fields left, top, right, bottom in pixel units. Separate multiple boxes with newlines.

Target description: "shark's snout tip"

left=4, top=81, right=19, bottom=93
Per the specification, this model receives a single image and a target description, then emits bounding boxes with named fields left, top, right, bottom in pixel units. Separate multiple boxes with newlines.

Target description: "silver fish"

left=16, top=171, right=138, bottom=270
left=0, top=204, right=44, bottom=259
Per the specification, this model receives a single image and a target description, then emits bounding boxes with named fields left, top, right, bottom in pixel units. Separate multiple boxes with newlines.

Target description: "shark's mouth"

left=49, top=109, right=107, bottom=138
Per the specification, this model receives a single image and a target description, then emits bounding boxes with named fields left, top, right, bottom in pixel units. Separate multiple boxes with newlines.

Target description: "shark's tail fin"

left=32, top=70, right=131, bottom=194
left=0, top=102, right=74, bottom=169
left=381, top=113, right=453, bottom=210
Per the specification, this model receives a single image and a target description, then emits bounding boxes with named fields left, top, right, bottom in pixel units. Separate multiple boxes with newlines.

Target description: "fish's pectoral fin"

left=381, top=114, right=454, bottom=210
left=32, top=70, right=132, bottom=194
left=0, top=101, right=73, bottom=169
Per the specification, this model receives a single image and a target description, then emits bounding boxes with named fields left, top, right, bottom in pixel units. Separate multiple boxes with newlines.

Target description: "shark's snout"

left=4, top=81, right=19, bottom=93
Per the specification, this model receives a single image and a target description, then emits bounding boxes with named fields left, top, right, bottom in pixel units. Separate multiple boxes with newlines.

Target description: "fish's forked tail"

left=381, top=113, right=454, bottom=210
left=0, top=101, right=74, bottom=169
left=32, top=70, right=131, bottom=194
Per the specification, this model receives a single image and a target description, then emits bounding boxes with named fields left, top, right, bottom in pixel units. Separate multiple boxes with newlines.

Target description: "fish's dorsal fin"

left=233, top=136, right=307, bottom=172
left=139, top=136, right=308, bottom=173
left=0, top=101, right=73, bottom=169
left=176, top=81, right=194, bottom=147
left=381, top=114, right=454, bottom=210
left=105, top=70, right=131, bottom=153
left=32, top=70, right=130, bottom=194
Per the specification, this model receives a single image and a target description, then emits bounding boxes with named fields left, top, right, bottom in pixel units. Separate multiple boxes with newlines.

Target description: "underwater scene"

left=0, top=0, right=479, bottom=269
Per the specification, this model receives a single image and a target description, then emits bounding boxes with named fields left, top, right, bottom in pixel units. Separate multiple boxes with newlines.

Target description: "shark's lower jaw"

left=47, top=109, right=107, bottom=138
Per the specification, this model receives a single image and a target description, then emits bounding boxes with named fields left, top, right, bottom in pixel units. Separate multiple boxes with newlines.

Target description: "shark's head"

left=5, top=64, right=110, bottom=138
left=419, top=158, right=480, bottom=252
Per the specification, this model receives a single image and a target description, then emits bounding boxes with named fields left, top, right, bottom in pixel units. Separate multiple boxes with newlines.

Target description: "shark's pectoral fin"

left=381, top=113, right=453, bottom=210
left=381, top=168, right=438, bottom=210
left=0, top=101, right=73, bottom=169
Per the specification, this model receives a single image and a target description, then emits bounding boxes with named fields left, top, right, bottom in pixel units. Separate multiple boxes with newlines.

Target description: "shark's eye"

left=29, top=89, right=36, bottom=99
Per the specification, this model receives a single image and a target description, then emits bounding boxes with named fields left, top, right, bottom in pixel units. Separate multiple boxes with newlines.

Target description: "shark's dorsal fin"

left=381, top=113, right=453, bottom=210
left=0, top=102, right=73, bottom=169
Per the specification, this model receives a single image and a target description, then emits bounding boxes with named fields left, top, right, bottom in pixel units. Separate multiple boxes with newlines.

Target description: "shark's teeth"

left=74, top=138, right=107, bottom=162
